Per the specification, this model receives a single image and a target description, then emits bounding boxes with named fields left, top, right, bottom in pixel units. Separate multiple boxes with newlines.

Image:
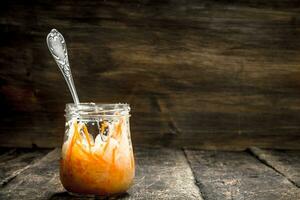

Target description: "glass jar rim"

left=65, top=102, right=130, bottom=118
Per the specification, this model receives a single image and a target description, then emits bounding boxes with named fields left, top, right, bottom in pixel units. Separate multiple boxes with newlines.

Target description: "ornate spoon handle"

left=46, top=29, right=80, bottom=105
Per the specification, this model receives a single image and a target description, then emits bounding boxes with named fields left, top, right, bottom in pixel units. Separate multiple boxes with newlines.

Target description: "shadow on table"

left=48, top=192, right=130, bottom=200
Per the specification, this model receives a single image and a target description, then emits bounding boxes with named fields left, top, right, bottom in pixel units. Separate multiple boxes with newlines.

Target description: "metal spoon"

left=46, top=29, right=80, bottom=105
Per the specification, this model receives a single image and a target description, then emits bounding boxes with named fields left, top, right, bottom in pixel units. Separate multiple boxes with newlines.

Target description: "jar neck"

left=65, top=103, right=130, bottom=119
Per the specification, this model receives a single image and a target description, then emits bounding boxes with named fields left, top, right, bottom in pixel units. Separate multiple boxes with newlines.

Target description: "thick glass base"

left=67, top=191, right=130, bottom=199
left=67, top=191, right=95, bottom=197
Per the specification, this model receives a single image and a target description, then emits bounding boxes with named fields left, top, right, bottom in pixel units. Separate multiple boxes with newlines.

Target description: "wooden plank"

left=250, top=147, right=300, bottom=188
left=185, top=149, right=300, bottom=200
left=0, top=149, right=64, bottom=200
left=0, top=148, right=49, bottom=186
left=0, top=0, right=300, bottom=149
left=0, top=148, right=202, bottom=199
left=127, top=147, right=202, bottom=199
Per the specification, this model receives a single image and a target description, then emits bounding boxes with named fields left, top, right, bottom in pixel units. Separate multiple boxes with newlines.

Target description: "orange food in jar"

left=60, top=118, right=135, bottom=195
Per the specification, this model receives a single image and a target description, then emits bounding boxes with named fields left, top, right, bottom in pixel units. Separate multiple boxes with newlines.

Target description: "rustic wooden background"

left=0, top=0, right=300, bottom=150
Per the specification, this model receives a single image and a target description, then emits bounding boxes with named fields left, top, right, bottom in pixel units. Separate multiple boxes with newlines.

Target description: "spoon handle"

left=46, top=29, right=80, bottom=105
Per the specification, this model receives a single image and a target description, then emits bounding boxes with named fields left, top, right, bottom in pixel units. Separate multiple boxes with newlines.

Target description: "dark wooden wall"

left=1, top=0, right=300, bottom=150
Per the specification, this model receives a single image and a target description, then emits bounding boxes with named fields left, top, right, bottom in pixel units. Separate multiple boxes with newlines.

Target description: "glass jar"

left=60, top=103, right=135, bottom=196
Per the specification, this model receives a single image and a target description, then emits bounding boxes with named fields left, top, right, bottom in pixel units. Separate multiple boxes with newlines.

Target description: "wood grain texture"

left=0, top=149, right=64, bottom=200
left=0, top=148, right=49, bottom=186
left=0, top=148, right=202, bottom=200
left=0, top=0, right=300, bottom=149
left=127, top=147, right=202, bottom=199
left=185, top=149, right=300, bottom=200
left=250, top=147, right=300, bottom=188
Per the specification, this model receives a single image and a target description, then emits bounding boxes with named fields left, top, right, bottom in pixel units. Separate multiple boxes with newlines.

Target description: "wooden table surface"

left=0, top=147, right=299, bottom=200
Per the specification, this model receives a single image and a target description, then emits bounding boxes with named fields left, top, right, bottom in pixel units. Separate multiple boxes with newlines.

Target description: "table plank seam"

left=185, top=149, right=300, bottom=199
left=182, top=148, right=207, bottom=200
left=248, top=147, right=299, bottom=188
left=0, top=149, right=50, bottom=188
left=0, top=164, right=32, bottom=187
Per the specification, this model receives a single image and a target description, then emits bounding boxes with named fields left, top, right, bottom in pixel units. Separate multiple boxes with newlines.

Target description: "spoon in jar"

left=46, top=29, right=80, bottom=105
